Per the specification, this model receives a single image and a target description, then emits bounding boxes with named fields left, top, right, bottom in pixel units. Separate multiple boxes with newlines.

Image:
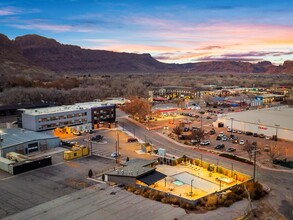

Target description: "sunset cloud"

left=2, top=1, right=293, bottom=64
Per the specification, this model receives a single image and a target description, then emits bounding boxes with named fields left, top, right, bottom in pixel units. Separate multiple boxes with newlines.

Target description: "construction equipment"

left=63, top=144, right=89, bottom=160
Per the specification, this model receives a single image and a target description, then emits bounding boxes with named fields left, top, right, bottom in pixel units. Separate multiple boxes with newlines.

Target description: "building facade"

left=17, top=102, right=116, bottom=132
left=215, top=106, right=293, bottom=142
left=0, top=128, right=60, bottom=157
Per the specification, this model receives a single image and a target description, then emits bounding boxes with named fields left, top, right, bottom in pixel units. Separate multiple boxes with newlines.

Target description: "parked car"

left=215, top=144, right=225, bottom=149
left=178, top=135, right=186, bottom=140
left=245, top=131, right=253, bottom=136
left=191, top=139, right=198, bottom=144
left=227, top=127, right=232, bottom=132
left=265, top=136, right=271, bottom=140
left=183, top=127, right=190, bottom=132
left=209, top=129, right=216, bottom=135
left=72, top=131, right=81, bottom=136
left=200, top=140, right=210, bottom=146
left=264, top=145, right=270, bottom=152
left=239, top=140, right=245, bottom=145
left=253, top=133, right=258, bottom=137
left=206, top=116, right=212, bottom=119
left=237, top=130, right=242, bottom=134
left=163, top=125, right=169, bottom=130
left=91, top=135, right=103, bottom=142
left=232, top=139, right=239, bottom=144
left=127, top=137, right=138, bottom=142
left=88, top=130, right=94, bottom=134
left=222, top=136, right=228, bottom=141
left=111, top=152, right=120, bottom=158
left=226, top=147, right=236, bottom=152
left=259, top=134, right=265, bottom=138
left=219, top=132, right=224, bottom=137
left=216, top=135, right=222, bottom=140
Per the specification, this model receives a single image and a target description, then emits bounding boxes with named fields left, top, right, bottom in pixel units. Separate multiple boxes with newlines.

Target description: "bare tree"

left=120, top=97, right=151, bottom=120
left=189, top=129, right=207, bottom=143
left=243, top=140, right=253, bottom=161
left=268, top=145, right=281, bottom=162
left=173, top=126, right=183, bottom=136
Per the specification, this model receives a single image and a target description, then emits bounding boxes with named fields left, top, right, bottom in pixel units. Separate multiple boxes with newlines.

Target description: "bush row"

left=125, top=181, right=267, bottom=211
left=219, top=153, right=253, bottom=165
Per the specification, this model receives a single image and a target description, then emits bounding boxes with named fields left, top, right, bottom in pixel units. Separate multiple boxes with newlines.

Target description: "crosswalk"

left=92, top=149, right=127, bottom=161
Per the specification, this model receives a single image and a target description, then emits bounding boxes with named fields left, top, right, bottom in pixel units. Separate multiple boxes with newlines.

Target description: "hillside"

left=14, top=34, right=175, bottom=73
left=0, top=33, right=292, bottom=74
left=0, top=34, right=53, bottom=77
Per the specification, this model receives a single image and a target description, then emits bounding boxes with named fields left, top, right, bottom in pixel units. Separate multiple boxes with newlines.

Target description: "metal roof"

left=121, top=159, right=157, bottom=167
left=0, top=128, right=59, bottom=149
left=137, top=171, right=166, bottom=186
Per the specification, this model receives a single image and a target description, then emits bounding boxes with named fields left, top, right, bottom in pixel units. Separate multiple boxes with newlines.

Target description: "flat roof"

left=219, top=106, right=293, bottom=130
left=121, top=159, right=157, bottom=167
left=107, top=165, right=155, bottom=177
left=20, top=101, right=115, bottom=116
left=0, top=128, right=59, bottom=149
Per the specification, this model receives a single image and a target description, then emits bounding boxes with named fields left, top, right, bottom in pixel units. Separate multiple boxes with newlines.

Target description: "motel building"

left=16, top=101, right=116, bottom=133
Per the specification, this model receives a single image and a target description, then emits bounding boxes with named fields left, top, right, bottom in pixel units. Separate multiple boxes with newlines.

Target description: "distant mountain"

left=14, top=34, right=175, bottom=73
left=0, top=34, right=52, bottom=77
left=0, top=33, right=292, bottom=74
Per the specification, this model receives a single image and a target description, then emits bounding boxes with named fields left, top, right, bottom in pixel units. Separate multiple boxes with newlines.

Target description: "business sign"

left=258, top=126, right=267, bottom=130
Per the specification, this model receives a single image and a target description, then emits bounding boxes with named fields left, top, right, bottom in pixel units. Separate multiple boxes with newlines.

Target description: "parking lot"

left=143, top=105, right=293, bottom=165
left=0, top=152, right=116, bottom=219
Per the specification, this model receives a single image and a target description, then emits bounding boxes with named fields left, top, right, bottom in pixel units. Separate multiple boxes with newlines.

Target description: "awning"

left=137, top=171, right=166, bottom=186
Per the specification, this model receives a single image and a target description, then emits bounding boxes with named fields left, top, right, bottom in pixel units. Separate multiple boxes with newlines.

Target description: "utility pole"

left=230, top=117, right=234, bottom=138
left=0, top=131, right=3, bottom=158
left=253, top=148, right=257, bottom=182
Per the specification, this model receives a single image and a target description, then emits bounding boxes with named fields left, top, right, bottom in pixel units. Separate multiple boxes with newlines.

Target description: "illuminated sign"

left=258, top=126, right=267, bottom=130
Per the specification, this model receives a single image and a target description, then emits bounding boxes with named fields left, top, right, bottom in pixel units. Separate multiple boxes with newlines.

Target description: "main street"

left=117, top=115, right=293, bottom=219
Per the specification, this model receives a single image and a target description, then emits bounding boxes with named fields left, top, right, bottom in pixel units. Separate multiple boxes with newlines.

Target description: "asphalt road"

left=117, top=116, right=293, bottom=220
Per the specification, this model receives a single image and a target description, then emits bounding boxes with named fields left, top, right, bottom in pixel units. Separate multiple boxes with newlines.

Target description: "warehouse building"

left=215, top=106, right=293, bottom=142
left=17, top=101, right=116, bottom=132
left=0, top=128, right=60, bottom=157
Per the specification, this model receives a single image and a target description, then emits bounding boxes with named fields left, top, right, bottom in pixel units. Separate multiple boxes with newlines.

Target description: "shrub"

left=179, top=201, right=195, bottom=210
left=150, top=191, right=165, bottom=201
left=126, top=186, right=136, bottom=192
left=223, top=199, right=234, bottom=207
left=227, top=192, right=242, bottom=202
left=169, top=197, right=180, bottom=206
left=161, top=197, right=170, bottom=203
left=205, top=194, right=218, bottom=208
left=142, top=190, right=151, bottom=198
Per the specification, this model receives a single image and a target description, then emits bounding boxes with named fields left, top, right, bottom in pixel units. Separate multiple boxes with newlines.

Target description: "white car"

left=200, top=140, right=210, bottom=145
left=227, top=127, right=232, bottom=132
left=219, top=132, right=224, bottom=137
left=237, top=130, right=242, bottom=134
left=163, top=126, right=169, bottom=130
left=265, top=136, right=271, bottom=140
left=239, top=140, right=245, bottom=145
left=111, top=152, right=120, bottom=158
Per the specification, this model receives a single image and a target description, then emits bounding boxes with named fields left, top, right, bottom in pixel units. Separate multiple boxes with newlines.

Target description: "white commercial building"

left=17, top=101, right=116, bottom=132
left=216, top=106, right=293, bottom=142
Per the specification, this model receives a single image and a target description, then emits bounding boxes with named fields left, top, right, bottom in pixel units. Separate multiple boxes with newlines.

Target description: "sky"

left=1, top=0, right=293, bottom=64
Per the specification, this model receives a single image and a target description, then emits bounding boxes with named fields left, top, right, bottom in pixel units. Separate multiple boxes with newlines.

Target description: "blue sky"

left=1, top=0, right=293, bottom=64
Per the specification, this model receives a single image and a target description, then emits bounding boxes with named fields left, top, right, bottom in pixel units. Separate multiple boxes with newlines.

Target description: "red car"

left=127, top=138, right=138, bottom=142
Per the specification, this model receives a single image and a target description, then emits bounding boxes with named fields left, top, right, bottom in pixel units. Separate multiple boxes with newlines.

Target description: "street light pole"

left=230, top=118, right=234, bottom=138
left=275, top=124, right=280, bottom=143
left=0, top=131, right=3, bottom=158
left=190, top=179, right=194, bottom=196
left=253, top=150, right=256, bottom=181
left=133, top=128, right=135, bottom=138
